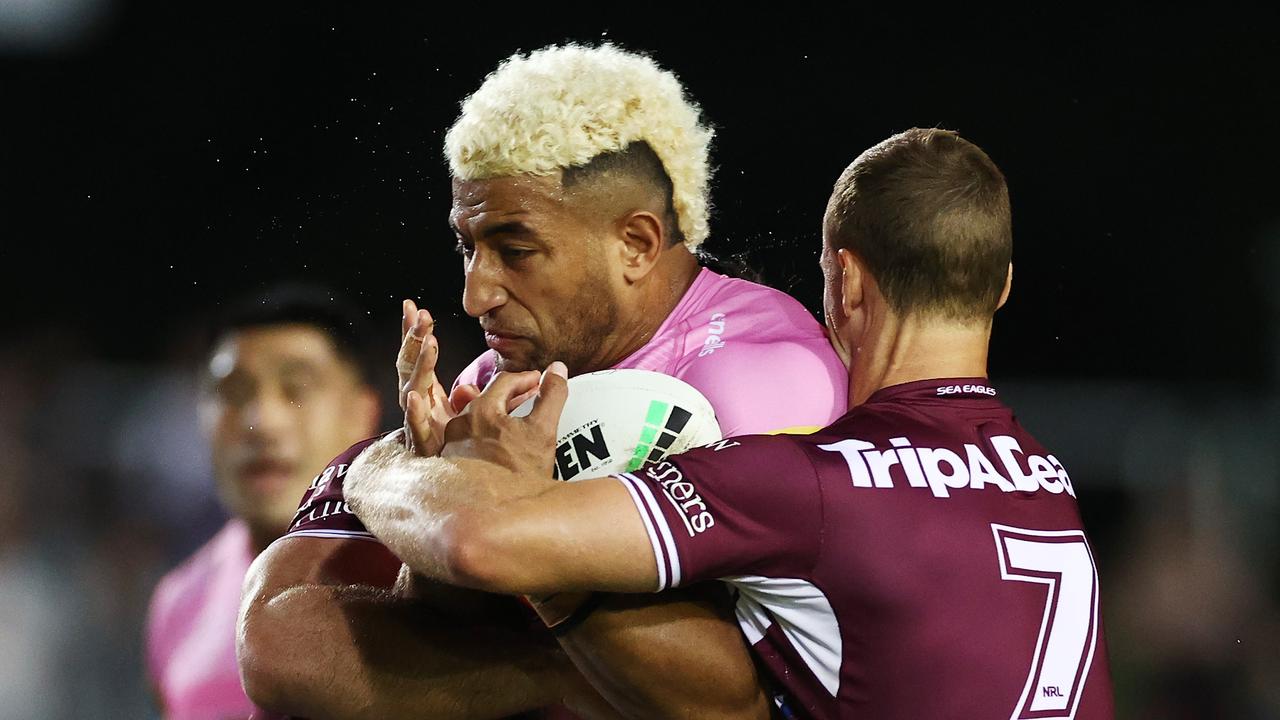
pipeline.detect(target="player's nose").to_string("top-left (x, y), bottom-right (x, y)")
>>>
top-left (240, 391), bottom-right (291, 443)
top-left (461, 255), bottom-right (509, 318)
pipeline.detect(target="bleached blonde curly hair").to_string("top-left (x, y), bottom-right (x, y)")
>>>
top-left (445, 43), bottom-right (715, 250)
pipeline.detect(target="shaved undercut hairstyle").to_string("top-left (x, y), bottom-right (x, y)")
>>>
top-left (561, 141), bottom-right (683, 246)
top-left (826, 128), bottom-right (1013, 321)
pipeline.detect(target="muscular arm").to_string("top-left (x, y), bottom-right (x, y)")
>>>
top-left (558, 586), bottom-right (769, 720)
top-left (346, 446), bottom-right (656, 595)
top-left (347, 442), bottom-right (770, 719)
top-left (236, 534), bottom-right (609, 719)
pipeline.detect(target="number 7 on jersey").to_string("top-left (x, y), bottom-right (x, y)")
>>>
top-left (991, 524), bottom-right (1101, 720)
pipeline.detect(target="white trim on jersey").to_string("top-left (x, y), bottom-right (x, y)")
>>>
top-left (726, 575), bottom-right (844, 698)
top-left (614, 473), bottom-right (682, 590)
top-left (615, 473), bottom-right (667, 590)
top-left (282, 529), bottom-right (379, 542)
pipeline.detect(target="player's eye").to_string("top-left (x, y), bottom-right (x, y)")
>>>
top-left (499, 245), bottom-right (533, 261)
top-left (215, 376), bottom-right (254, 406)
top-left (454, 238), bottom-right (474, 258)
top-left (282, 380), bottom-right (314, 405)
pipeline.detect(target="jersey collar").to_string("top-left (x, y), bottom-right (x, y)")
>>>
top-left (865, 377), bottom-right (999, 404)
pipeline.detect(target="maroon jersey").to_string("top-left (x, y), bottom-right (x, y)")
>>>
top-left (616, 378), bottom-right (1114, 720)
top-left (286, 435), bottom-right (385, 541)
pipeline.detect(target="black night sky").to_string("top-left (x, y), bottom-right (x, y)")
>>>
top-left (5, 5), bottom-right (1277, 384)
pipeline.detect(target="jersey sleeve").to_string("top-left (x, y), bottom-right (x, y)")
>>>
top-left (284, 434), bottom-right (389, 541)
top-left (678, 338), bottom-right (848, 437)
top-left (613, 434), bottom-right (824, 591)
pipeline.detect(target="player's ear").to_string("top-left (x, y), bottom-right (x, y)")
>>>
top-left (996, 262), bottom-right (1013, 310)
top-left (617, 209), bottom-right (666, 284)
top-left (838, 248), bottom-right (864, 317)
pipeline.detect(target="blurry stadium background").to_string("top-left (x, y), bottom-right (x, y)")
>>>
top-left (2, 4), bottom-right (1277, 718)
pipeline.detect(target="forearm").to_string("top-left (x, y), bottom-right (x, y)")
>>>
top-left (240, 579), bottom-right (576, 719)
top-left (557, 588), bottom-right (771, 720)
top-left (346, 446), bottom-right (552, 585)
top-left (238, 539), bottom-right (585, 719)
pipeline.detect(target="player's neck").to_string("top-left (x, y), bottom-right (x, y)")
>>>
top-left (591, 252), bottom-right (701, 371)
top-left (848, 315), bottom-right (992, 407)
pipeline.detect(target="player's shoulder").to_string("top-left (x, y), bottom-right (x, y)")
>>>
top-left (676, 271), bottom-right (839, 370)
top-left (297, 432), bottom-right (395, 504)
top-left (820, 378), bottom-right (1021, 444)
top-left (671, 274), bottom-right (847, 433)
top-left (675, 432), bottom-right (816, 474)
top-left (796, 394), bottom-right (951, 452)
top-left (692, 270), bottom-right (828, 341)
top-left (674, 341), bottom-right (846, 436)
top-left (640, 434), bottom-right (825, 523)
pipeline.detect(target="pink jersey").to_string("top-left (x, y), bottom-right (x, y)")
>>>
top-left (617, 378), bottom-right (1115, 719)
top-left (288, 267), bottom-right (847, 543)
top-left (280, 268), bottom-right (846, 720)
top-left (147, 519), bottom-right (257, 720)
top-left (456, 266), bottom-right (848, 436)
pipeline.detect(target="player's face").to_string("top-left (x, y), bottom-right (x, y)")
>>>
top-left (201, 325), bottom-right (375, 538)
top-left (451, 174), bottom-right (622, 374)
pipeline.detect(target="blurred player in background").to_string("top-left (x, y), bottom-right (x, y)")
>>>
top-left (344, 128), bottom-right (1118, 719)
top-left (238, 44), bottom-right (847, 719)
top-left (146, 286), bottom-right (382, 719)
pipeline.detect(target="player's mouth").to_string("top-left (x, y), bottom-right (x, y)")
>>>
top-left (238, 458), bottom-right (297, 493)
top-left (484, 331), bottom-right (529, 354)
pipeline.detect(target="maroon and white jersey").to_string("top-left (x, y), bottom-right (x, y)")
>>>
top-left (615, 378), bottom-right (1115, 720)
top-left (285, 435), bottom-right (385, 542)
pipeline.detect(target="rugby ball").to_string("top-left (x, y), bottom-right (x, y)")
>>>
top-left (512, 369), bottom-right (722, 481)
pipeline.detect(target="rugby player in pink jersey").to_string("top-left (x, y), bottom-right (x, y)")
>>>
top-left (344, 128), bottom-right (1117, 719)
top-left (238, 44), bottom-right (846, 719)
top-left (449, 259), bottom-right (844, 438)
top-left (145, 288), bottom-right (382, 719)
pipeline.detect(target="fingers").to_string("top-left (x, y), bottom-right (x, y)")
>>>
top-left (506, 385), bottom-right (540, 413)
top-left (449, 384), bottom-right (481, 414)
top-left (401, 298), bottom-right (418, 341)
top-left (405, 390), bottom-right (434, 455)
top-left (528, 362), bottom-right (569, 431)
top-left (476, 370), bottom-right (543, 414)
top-left (396, 307), bottom-right (433, 408)
top-left (401, 311), bottom-right (438, 405)
top-left (396, 304), bottom-right (432, 368)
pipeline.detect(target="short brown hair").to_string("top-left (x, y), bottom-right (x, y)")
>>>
top-left (825, 128), bottom-right (1012, 321)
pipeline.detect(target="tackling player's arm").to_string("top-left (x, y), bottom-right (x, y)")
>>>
top-left (369, 315), bottom-right (769, 719)
top-left (346, 371), bottom-right (776, 719)
top-left (348, 447), bottom-right (659, 595)
top-left (237, 534), bottom-right (618, 719)
top-left (555, 331), bottom-right (840, 719)
top-left (236, 436), bottom-right (620, 720)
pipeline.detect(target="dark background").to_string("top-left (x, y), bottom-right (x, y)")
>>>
top-left (6, 5), bottom-right (1277, 380)
top-left (1, 4), bottom-right (1277, 718)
